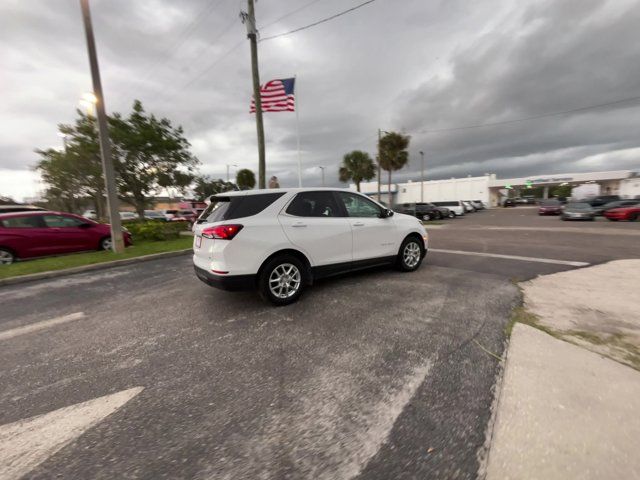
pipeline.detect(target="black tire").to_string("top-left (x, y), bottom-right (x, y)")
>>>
top-left (99, 236), bottom-right (113, 251)
top-left (630, 213), bottom-right (639, 222)
top-left (607, 218), bottom-right (618, 221)
top-left (396, 236), bottom-right (424, 272)
top-left (258, 255), bottom-right (305, 306)
top-left (0, 248), bottom-right (16, 265)
top-left (448, 211), bottom-right (455, 219)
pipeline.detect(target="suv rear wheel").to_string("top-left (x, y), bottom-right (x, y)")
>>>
top-left (259, 255), bottom-right (305, 306)
top-left (397, 236), bottom-right (424, 272)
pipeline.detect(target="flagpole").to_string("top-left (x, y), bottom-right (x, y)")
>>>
top-left (295, 74), bottom-right (302, 187)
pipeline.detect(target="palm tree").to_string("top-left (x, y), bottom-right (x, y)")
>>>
top-left (379, 132), bottom-right (410, 204)
top-left (338, 150), bottom-right (376, 192)
top-left (236, 168), bottom-right (256, 190)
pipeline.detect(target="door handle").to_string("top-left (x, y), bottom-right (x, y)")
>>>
top-left (292, 223), bottom-right (307, 228)
top-left (352, 222), bottom-right (365, 227)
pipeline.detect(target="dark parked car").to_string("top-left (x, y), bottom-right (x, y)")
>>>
top-left (561, 202), bottom-right (595, 221)
top-left (0, 211), bottom-right (132, 265)
top-left (0, 204), bottom-right (45, 214)
top-left (587, 195), bottom-right (620, 207)
top-left (592, 200), bottom-right (639, 216)
top-left (397, 202), bottom-right (450, 220)
top-left (603, 205), bottom-right (640, 222)
top-left (503, 198), bottom-right (517, 207)
top-left (538, 199), bottom-right (562, 215)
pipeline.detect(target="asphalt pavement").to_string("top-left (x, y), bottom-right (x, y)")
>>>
top-left (1, 207), bottom-right (638, 479)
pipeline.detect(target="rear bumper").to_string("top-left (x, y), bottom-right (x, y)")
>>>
top-left (193, 265), bottom-right (256, 291)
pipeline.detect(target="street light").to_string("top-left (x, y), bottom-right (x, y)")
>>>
top-left (318, 166), bottom-right (325, 187)
top-left (226, 164), bottom-right (238, 182)
top-left (79, 92), bottom-right (97, 115)
top-left (419, 150), bottom-right (424, 203)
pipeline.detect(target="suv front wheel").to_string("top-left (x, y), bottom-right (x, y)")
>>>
top-left (397, 236), bottom-right (424, 272)
top-left (259, 255), bottom-right (306, 306)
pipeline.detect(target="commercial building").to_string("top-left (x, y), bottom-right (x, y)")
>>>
top-left (354, 169), bottom-right (640, 207)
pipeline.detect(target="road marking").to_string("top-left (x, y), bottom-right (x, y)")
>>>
top-left (0, 387), bottom-right (143, 480)
top-left (430, 249), bottom-right (590, 267)
top-left (0, 312), bottom-right (85, 341)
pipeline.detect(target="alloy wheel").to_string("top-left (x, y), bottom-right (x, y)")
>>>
top-left (0, 250), bottom-right (14, 265)
top-left (403, 242), bottom-right (421, 268)
top-left (269, 263), bottom-right (301, 299)
top-left (101, 237), bottom-right (113, 250)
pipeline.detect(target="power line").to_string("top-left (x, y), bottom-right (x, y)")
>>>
top-left (414, 95), bottom-right (640, 134)
top-left (261, 0), bottom-right (325, 30)
top-left (260, 0), bottom-right (377, 42)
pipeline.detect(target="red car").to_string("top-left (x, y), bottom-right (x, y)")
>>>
top-left (603, 205), bottom-right (640, 222)
top-left (0, 211), bottom-right (132, 265)
top-left (538, 200), bottom-right (563, 215)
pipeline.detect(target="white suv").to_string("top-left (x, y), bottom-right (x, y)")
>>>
top-left (193, 188), bottom-right (428, 305)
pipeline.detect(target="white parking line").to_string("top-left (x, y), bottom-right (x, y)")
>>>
top-left (0, 312), bottom-right (85, 341)
top-left (430, 249), bottom-right (590, 267)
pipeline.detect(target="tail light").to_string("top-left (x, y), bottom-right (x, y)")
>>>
top-left (201, 224), bottom-right (243, 240)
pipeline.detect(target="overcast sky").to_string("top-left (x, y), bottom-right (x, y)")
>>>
top-left (1, 0), bottom-right (639, 200)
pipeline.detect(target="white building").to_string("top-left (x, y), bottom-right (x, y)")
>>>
top-left (353, 169), bottom-right (640, 207)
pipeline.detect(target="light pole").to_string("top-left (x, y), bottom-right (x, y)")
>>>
top-left (318, 166), bottom-right (325, 187)
top-left (419, 150), bottom-right (424, 203)
top-left (226, 164), bottom-right (238, 182)
top-left (79, 0), bottom-right (124, 253)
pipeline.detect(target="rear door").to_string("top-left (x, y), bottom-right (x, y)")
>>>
top-left (278, 191), bottom-right (352, 267)
top-left (0, 214), bottom-right (56, 257)
top-left (335, 192), bottom-right (397, 262)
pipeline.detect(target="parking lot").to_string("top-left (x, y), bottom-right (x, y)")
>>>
top-left (1, 207), bottom-right (639, 479)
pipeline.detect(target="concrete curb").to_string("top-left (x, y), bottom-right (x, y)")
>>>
top-left (0, 249), bottom-right (192, 288)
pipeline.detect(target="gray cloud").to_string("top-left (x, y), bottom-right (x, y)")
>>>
top-left (1, 0), bottom-right (639, 200)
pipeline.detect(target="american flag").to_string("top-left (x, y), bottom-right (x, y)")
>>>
top-left (250, 77), bottom-right (295, 113)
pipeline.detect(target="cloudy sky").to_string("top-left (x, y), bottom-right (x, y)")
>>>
top-left (1, 0), bottom-right (639, 200)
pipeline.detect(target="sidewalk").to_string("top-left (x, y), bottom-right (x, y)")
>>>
top-left (484, 260), bottom-right (640, 479)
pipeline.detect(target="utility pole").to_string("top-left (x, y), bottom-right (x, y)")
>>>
top-left (318, 166), bottom-right (325, 186)
top-left (377, 129), bottom-right (382, 202)
top-left (420, 150), bottom-right (424, 203)
top-left (79, 0), bottom-right (124, 253)
top-left (243, 0), bottom-right (266, 189)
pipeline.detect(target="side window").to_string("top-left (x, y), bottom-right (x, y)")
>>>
top-left (1, 215), bottom-right (45, 228)
top-left (43, 215), bottom-right (84, 228)
top-left (337, 193), bottom-right (382, 218)
top-left (286, 192), bottom-right (341, 217)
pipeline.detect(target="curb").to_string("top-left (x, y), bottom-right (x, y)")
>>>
top-left (0, 249), bottom-right (192, 288)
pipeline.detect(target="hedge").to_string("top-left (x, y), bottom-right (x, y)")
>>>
top-left (124, 220), bottom-right (190, 241)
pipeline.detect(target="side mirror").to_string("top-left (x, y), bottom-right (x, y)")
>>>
top-left (380, 208), bottom-right (394, 218)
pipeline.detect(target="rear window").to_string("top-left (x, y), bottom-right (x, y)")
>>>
top-left (199, 193), bottom-right (285, 223)
top-left (433, 201), bottom-right (458, 207)
top-left (1, 215), bottom-right (45, 228)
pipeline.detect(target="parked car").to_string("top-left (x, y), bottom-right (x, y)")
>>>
top-left (82, 209), bottom-right (97, 220)
top-left (430, 203), bottom-right (455, 219)
top-left (462, 201), bottom-right (476, 213)
top-left (119, 211), bottom-right (138, 222)
top-left (592, 200), bottom-right (639, 216)
top-left (432, 201), bottom-right (465, 216)
top-left (538, 199), bottom-right (562, 215)
top-left (162, 209), bottom-right (182, 221)
top-left (469, 200), bottom-right (485, 210)
top-left (587, 195), bottom-right (620, 207)
top-left (193, 188), bottom-right (428, 305)
top-left (503, 198), bottom-right (517, 207)
top-left (603, 205), bottom-right (640, 222)
top-left (561, 202), bottom-right (596, 221)
top-left (396, 202), bottom-right (451, 220)
top-left (0, 204), bottom-right (45, 214)
top-left (0, 211), bottom-right (132, 264)
top-left (143, 210), bottom-right (167, 221)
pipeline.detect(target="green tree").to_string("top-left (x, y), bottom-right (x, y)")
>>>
top-left (36, 111), bottom-right (107, 216)
top-left (236, 169), bottom-right (256, 190)
top-left (551, 184), bottom-right (572, 198)
top-left (109, 100), bottom-right (199, 218)
top-left (193, 175), bottom-right (236, 200)
top-left (338, 150), bottom-right (375, 191)
top-left (378, 132), bottom-right (410, 204)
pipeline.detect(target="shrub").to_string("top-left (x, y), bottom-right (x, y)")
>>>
top-left (125, 220), bottom-right (190, 241)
